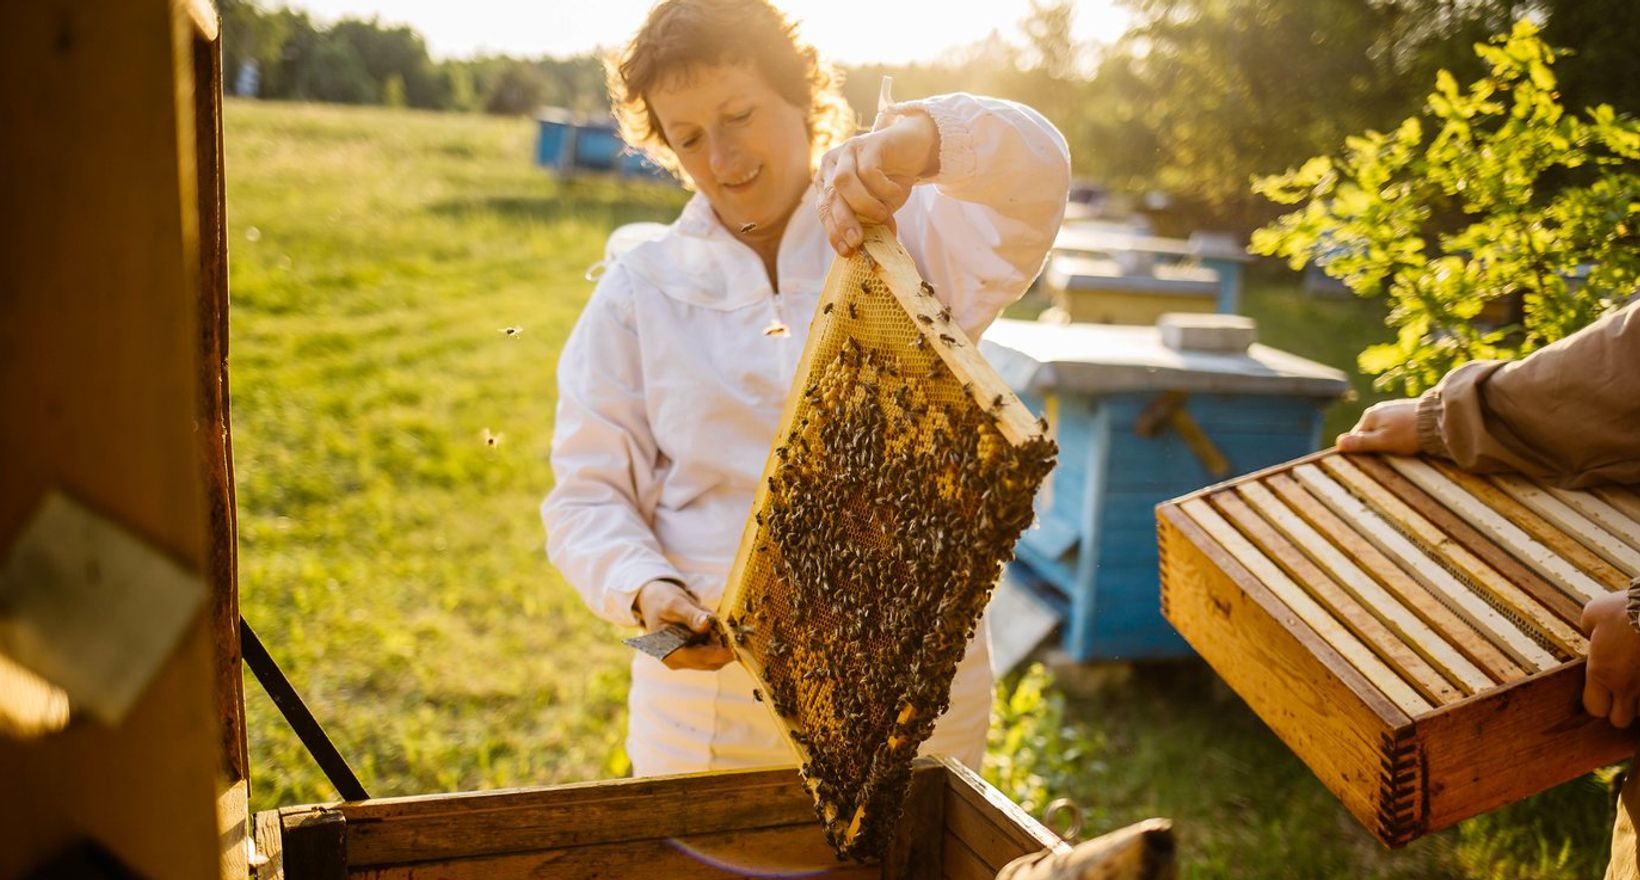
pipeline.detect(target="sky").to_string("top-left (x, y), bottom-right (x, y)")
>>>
top-left (276, 1), bottom-right (1135, 65)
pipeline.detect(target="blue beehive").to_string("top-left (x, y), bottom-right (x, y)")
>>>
top-left (534, 109), bottom-right (671, 181)
top-left (982, 314), bottom-right (1350, 661)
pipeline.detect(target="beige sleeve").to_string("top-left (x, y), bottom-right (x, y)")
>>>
top-left (1414, 301), bottom-right (1640, 489)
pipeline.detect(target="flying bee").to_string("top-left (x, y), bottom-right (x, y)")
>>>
top-left (499, 326), bottom-right (523, 338)
top-left (481, 427), bottom-right (504, 448)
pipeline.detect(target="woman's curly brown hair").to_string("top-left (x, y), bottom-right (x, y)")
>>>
top-left (606, 0), bottom-right (856, 188)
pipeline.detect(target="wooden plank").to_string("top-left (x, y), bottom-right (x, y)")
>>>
top-left (1214, 489), bottom-right (1465, 704)
top-left (0, 2), bottom-right (222, 876)
top-left (1594, 487), bottom-right (1640, 525)
top-left (883, 760), bottom-right (946, 880)
top-left (1178, 499), bottom-right (1432, 714)
top-left (351, 824), bottom-right (876, 880)
top-left (943, 829), bottom-right (1002, 880)
top-left (1349, 456), bottom-right (1584, 629)
top-left (282, 808), bottom-right (347, 880)
top-left (253, 809), bottom-right (285, 880)
top-left (938, 756), bottom-right (1070, 863)
top-left (1416, 659), bottom-right (1639, 836)
top-left (1548, 486), bottom-right (1640, 554)
top-left (1412, 458), bottom-right (1626, 595)
top-left (1244, 479), bottom-right (1492, 694)
top-left (1158, 505), bottom-right (1411, 840)
top-left (1323, 457), bottom-right (1585, 657)
top-left (1492, 474), bottom-right (1640, 576)
top-left (344, 766), bottom-right (818, 865)
top-left (1266, 472), bottom-right (1523, 684)
top-left (1294, 464), bottom-right (1560, 671)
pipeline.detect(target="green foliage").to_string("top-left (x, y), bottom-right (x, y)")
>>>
top-left (985, 663), bottom-right (1104, 820)
top-left (1251, 21), bottom-right (1640, 394)
top-left (1447, 770), bottom-right (1617, 880)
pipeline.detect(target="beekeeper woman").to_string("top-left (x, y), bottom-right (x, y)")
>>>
top-left (541, 0), bottom-right (1070, 777)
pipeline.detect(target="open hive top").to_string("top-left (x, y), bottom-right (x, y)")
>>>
top-left (1158, 450), bottom-right (1640, 845)
top-left (717, 227), bottom-right (1056, 861)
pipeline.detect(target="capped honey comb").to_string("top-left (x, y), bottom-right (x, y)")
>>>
top-left (717, 227), bottom-right (1057, 860)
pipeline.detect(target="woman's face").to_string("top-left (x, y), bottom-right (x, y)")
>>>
top-left (649, 63), bottom-right (813, 239)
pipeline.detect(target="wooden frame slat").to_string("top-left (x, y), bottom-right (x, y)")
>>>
top-left (1322, 458), bottom-right (1585, 657)
top-left (1294, 464), bottom-right (1559, 670)
top-left (1348, 456), bottom-right (1584, 627)
top-left (1213, 490), bottom-right (1464, 704)
top-left (1266, 472), bottom-right (1522, 683)
top-left (1492, 474), bottom-right (1640, 575)
top-left (1548, 486), bottom-right (1640, 554)
top-left (1594, 487), bottom-right (1640, 525)
top-left (1237, 482), bottom-right (1490, 695)
top-left (1409, 458), bottom-right (1626, 595)
top-left (1179, 499), bottom-right (1432, 714)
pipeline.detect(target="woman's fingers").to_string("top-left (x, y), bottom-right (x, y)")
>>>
top-left (818, 137), bottom-right (915, 256)
top-left (1586, 677), bottom-right (1614, 719)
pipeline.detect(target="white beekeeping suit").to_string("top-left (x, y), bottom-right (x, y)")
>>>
top-left (543, 93), bottom-right (1071, 777)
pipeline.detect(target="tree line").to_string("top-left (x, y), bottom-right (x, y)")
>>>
top-left (221, 0), bottom-right (1638, 230)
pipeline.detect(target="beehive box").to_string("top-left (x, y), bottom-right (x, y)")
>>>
top-left (250, 755), bottom-right (1069, 879)
top-left (982, 317), bottom-right (1349, 660)
top-left (1157, 450), bottom-right (1640, 846)
top-left (717, 227), bottom-right (1056, 860)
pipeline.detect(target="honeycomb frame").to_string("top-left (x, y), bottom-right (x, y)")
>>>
top-left (715, 227), bottom-right (1056, 859)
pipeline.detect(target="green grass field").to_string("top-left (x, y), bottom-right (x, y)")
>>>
top-left (226, 98), bottom-right (1613, 878)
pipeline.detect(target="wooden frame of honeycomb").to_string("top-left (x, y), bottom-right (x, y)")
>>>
top-left (716, 226), bottom-right (1057, 860)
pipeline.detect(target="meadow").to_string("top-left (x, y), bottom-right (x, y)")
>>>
top-left (226, 98), bottom-right (1613, 878)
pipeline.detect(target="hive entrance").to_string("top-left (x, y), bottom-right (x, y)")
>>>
top-left (719, 227), bottom-right (1056, 860)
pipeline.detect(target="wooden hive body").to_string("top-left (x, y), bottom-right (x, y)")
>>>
top-left (716, 227), bottom-right (1056, 859)
top-left (1158, 450), bottom-right (1640, 846)
top-left (252, 756), bottom-right (1070, 879)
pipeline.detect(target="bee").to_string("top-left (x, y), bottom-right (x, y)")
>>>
top-left (992, 394), bottom-right (1005, 411)
top-left (763, 319), bottom-right (791, 337)
top-left (848, 303), bottom-right (858, 320)
top-left (822, 302), bottom-right (834, 315)
top-left (919, 281), bottom-right (935, 297)
top-left (752, 688), bottom-right (763, 703)
top-left (1037, 416), bottom-right (1050, 432)
top-left (916, 314), bottom-right (933, 325)
top-left (739, 222), bottom-right (759, 234)
top-left (481, 427), bottom-right (504, 448)
top-left (939, 334), bottom-right (960, 347)
top-left (937, 306), bottom-right (952, 323)
top-left (499, 326), bottom-right (523, 338)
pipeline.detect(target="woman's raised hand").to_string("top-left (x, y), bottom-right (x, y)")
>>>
top-left (817, 109), bottom-right (940, 257)
top-left (634, 579), bottom-right (734, 671)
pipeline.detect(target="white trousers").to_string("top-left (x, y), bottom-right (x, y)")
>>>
top-left (626, 617), bottom-right (993, 776)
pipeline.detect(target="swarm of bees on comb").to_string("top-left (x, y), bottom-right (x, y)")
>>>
top-left (719, 229), bottom-right (1056, 861)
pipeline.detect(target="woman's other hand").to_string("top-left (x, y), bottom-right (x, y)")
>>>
top-left (634, 579), bottom-right (734, 671)
top-left (1581, 590), bottom-right (1640, 728)
top-left (817, 110), bottom-right (939, 257)
top-left (1336, 399), bottom-right (1420, 455)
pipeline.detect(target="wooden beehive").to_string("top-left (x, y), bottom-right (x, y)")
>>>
top-left (715, 228), bottom-right (1056, 860)
top-left (1157, 450), bottom-right (1640, 846)
top-left (250, 755), bottom-right (1069, 879)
